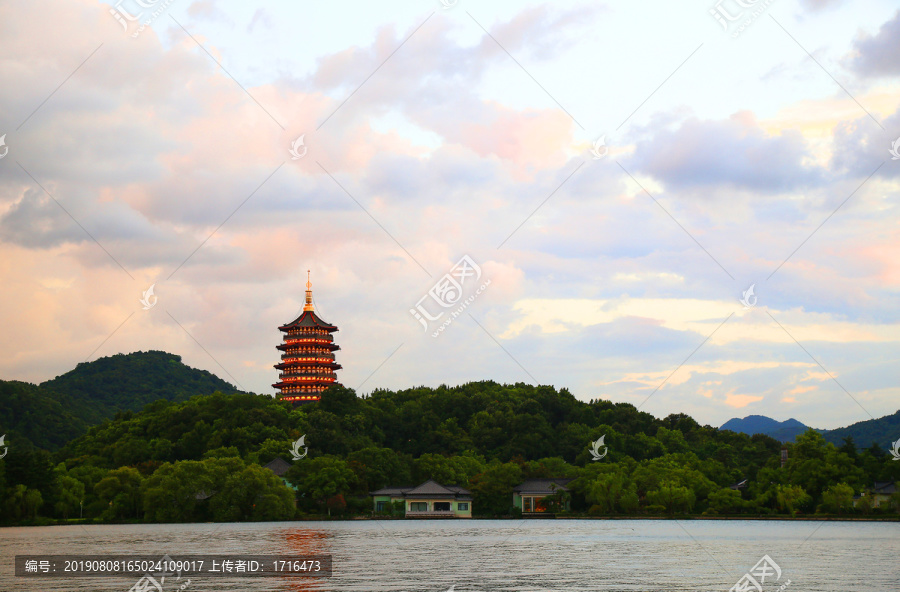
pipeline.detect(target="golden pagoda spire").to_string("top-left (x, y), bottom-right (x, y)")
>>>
top-left (303, 269), bottom-right (314, 311)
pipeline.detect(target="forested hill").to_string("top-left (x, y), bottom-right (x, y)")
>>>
top-left (40, 351), bottom-right (245, 425)
top-left (62, 382), bottom-right (735, 465)
top-left (822, 410), bottom-right (900, 448)
top-left (719, 412), bottom-right (900, 448)
top-left (0, 380), bottom-right (91, 450)
top-left (0, 351), bottom-right (245, 450)
top-left (4, 383), bottom-right (899, 524)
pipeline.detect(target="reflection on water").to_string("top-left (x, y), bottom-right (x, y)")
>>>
top-left (280, 528), bottom-right (330, 592)
top-left (0, 519), bottom-right (897, 591)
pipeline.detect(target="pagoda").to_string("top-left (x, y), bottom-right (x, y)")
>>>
top-left (273, 272), bottom-right (342, 404)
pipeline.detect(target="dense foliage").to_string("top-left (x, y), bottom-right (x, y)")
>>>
top-left (821, 409), bottom-right (900, 448)
top-left (0, 380), bottom-right (91, 449)
top-left (41, 351), bottom-right (245, 425)
top-left (1, 382), bottom-right (897, 524)
top-left (0, 351), bottom-right (244, 450)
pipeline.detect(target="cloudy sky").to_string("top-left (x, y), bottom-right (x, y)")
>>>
top-left (2, 0), bottom-right (898, 430)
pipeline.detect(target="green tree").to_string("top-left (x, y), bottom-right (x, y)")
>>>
top-left (141, 461), bottom-right (213, 522)
top-left (819, 482), bottom-right (854, 514)
top-left (4, 485), bottom-right (44, 521)
top-left (95, 467), bottom-right (143, 520)
top-left (347, 447), bottom-right (411, 492)
top-left (776, 484), bottom-right (811, 517)
top-left (706, 488), bottom-right (744, 514)
top-left (585, 471), bottom-right (638, 515)
top-left (208, 460), bottom-right (294, 521)
top-left (250, 438), bottom-right (295, 466)
top-left (655, 426), bottom-right (690, 454)
top-left (54, 474), bottom-right (85, 520)
top-left (468, 462), bottom-right (523, 516)
top-left (781, 431), bottom-right (865, 505)
top-left (287, 456), bottom-right (356, 515)
top-left (646, 480), bottom-right (695, 514)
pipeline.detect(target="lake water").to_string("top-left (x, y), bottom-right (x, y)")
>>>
top-left (1, 519), bottom-right (897, 591)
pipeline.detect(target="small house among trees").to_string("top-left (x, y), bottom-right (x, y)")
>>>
top-left (512, 478), bottom-right (573, 514)
top-left (855, 481), bottom-right (898, 510)
top-left (263, 457), bottom-right (297, 492)
top-left (370, 479), bottom-right (472, 517)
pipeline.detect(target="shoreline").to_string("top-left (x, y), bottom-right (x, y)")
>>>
top-left (4, 514), bottom-right (898, 527)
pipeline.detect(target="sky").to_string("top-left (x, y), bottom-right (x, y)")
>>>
top-left (1, 0), bottom-right (898, 430)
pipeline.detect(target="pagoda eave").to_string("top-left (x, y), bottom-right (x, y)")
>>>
top-left (276, 343), bottom-right (340, 351)
top-left (278, 394), bottom-right (323, 403)
top-left (275, 362), bottom-right (342, 371)
top-left (272, 379), bottom-right (339, 388)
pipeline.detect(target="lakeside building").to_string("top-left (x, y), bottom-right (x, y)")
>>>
top-left (263, 457), bottom-right (297, 492)
top-left (512, 478), bottom-right (573, 514)
top-left (273, 272), bottom-right (342, 404)
top-left (370, 480), bottom-right (473, 517)
top-left (854, 481), bottom-right (898, 509)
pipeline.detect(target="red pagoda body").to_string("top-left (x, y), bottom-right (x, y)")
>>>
top-left (273, 273), bottom-right (342, 404)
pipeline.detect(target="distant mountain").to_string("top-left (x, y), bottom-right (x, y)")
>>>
top-left (821, 409), bottom-right (900, 449)
top-left (719, 415), bottom-right (813, 442)
top-left (0, 351), bottom-right (245, 449)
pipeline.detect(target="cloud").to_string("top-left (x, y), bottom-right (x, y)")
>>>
top-left (474, 5), bottom-right (601, 62)
top-left (830, 105), bottom-right (900, 178)
top-left (800, 0), bottom-right (844, 11)
top-left (847, 10), bottom-right (900, 77)
top-left (627, 111), bottom-right (824, 192)
top-left (0, 0), bottom-right (898, 432)
top-left (724, 390), bottom-right (764, 408)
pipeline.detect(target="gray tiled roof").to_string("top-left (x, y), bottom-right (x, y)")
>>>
top-left (873, 481), bottom-right (897, 494)
top-left (406, 480), bottom-right (458, 495)
top-left (513, 478), bottom-right (573, 494)
top-left (370, 486), bottom-right (410, 496)
top-left (369, 479), bottom-right (472, 498)
top-left (263, 457), bottom-right (293, 477)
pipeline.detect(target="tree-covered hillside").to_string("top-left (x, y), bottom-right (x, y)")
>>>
top-left (0, 380), bottom-right (91, 450)
top-left (822, 410), bottom-right (900, 449)
top-left (0, 351), bottom-right (246, 450)
top-left (2, 382), bottom-right (897, 524)
top-left (41, 351), bottom-right (245, 425)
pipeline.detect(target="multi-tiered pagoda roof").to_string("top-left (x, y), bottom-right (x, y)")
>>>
top-left (273, 272), bottom-right (342, 404)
